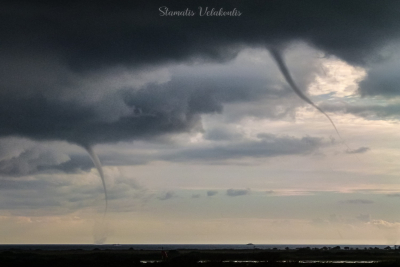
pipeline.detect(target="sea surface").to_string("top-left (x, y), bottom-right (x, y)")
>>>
top-left (0, 244), bottom-right (393, 251)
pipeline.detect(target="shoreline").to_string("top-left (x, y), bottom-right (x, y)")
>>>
top-left (2, 246), bottom-right (400, 266)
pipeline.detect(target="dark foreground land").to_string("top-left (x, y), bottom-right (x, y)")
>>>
top-left (3, 247), bottom-right (400, 267)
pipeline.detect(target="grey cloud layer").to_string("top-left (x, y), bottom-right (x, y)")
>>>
top-left (163, 134), bottom-right (324, 163)
top-left (0, 173), bottom-right (146, 213)
top-left (0, 146), bottom-right (70, 176)
top-left (0, 133), bottom-right (326, 176)
top-left (1, 1), bottom-right (400, 146)
top-left (320, 102), bottom-right (400, 120)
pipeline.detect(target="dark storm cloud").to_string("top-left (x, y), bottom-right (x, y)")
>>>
top-left (1, 0), bottom-right (400, 146)
top-left (359, 75), bottom-right (400, 97)
top-left (0, 91), bottom-right (202, 146)
top-left (226, 188), bottom-right (250, 197)
top-left (0, 52), bottom-right (293, 147)
top-left (2, 0), bottom-right (399, 69)
top-left (357, 58), bottom-right (400, 97)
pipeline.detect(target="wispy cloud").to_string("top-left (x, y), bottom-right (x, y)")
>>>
top-left (356, 214), bottom-right (371, 222)
top-left (207, 190), bottom-right (218, 197)
top-left (340, 199), bottom-right (374, 204)
top-left (346, 147), bottom-right (370, 154)
top-left (226, 188), bottom-right (250, 197)
top-left (368, 220), bottom-right (400, 229)
top-left (157, 191), bottom-right (176, 201)
top-left (387, 193), bottom-right (400, 197)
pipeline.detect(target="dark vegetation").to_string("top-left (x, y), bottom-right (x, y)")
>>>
top-left (2, 247), bottom-right (400, 266)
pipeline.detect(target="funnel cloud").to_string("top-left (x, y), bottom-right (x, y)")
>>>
top-left (269, 47), bottom-right (346, 144)
top-left (84, 146), bottom-right (108, 216)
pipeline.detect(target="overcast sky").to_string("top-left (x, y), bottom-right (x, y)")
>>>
top-left (2, 0), bottom-right (400, 245)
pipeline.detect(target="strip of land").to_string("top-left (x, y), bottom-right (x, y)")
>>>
top-left (2, 247), bottom-right (400, 266)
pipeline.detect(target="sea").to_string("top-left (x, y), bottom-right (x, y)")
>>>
top-left (0, 244), bottom-right (393, 251)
